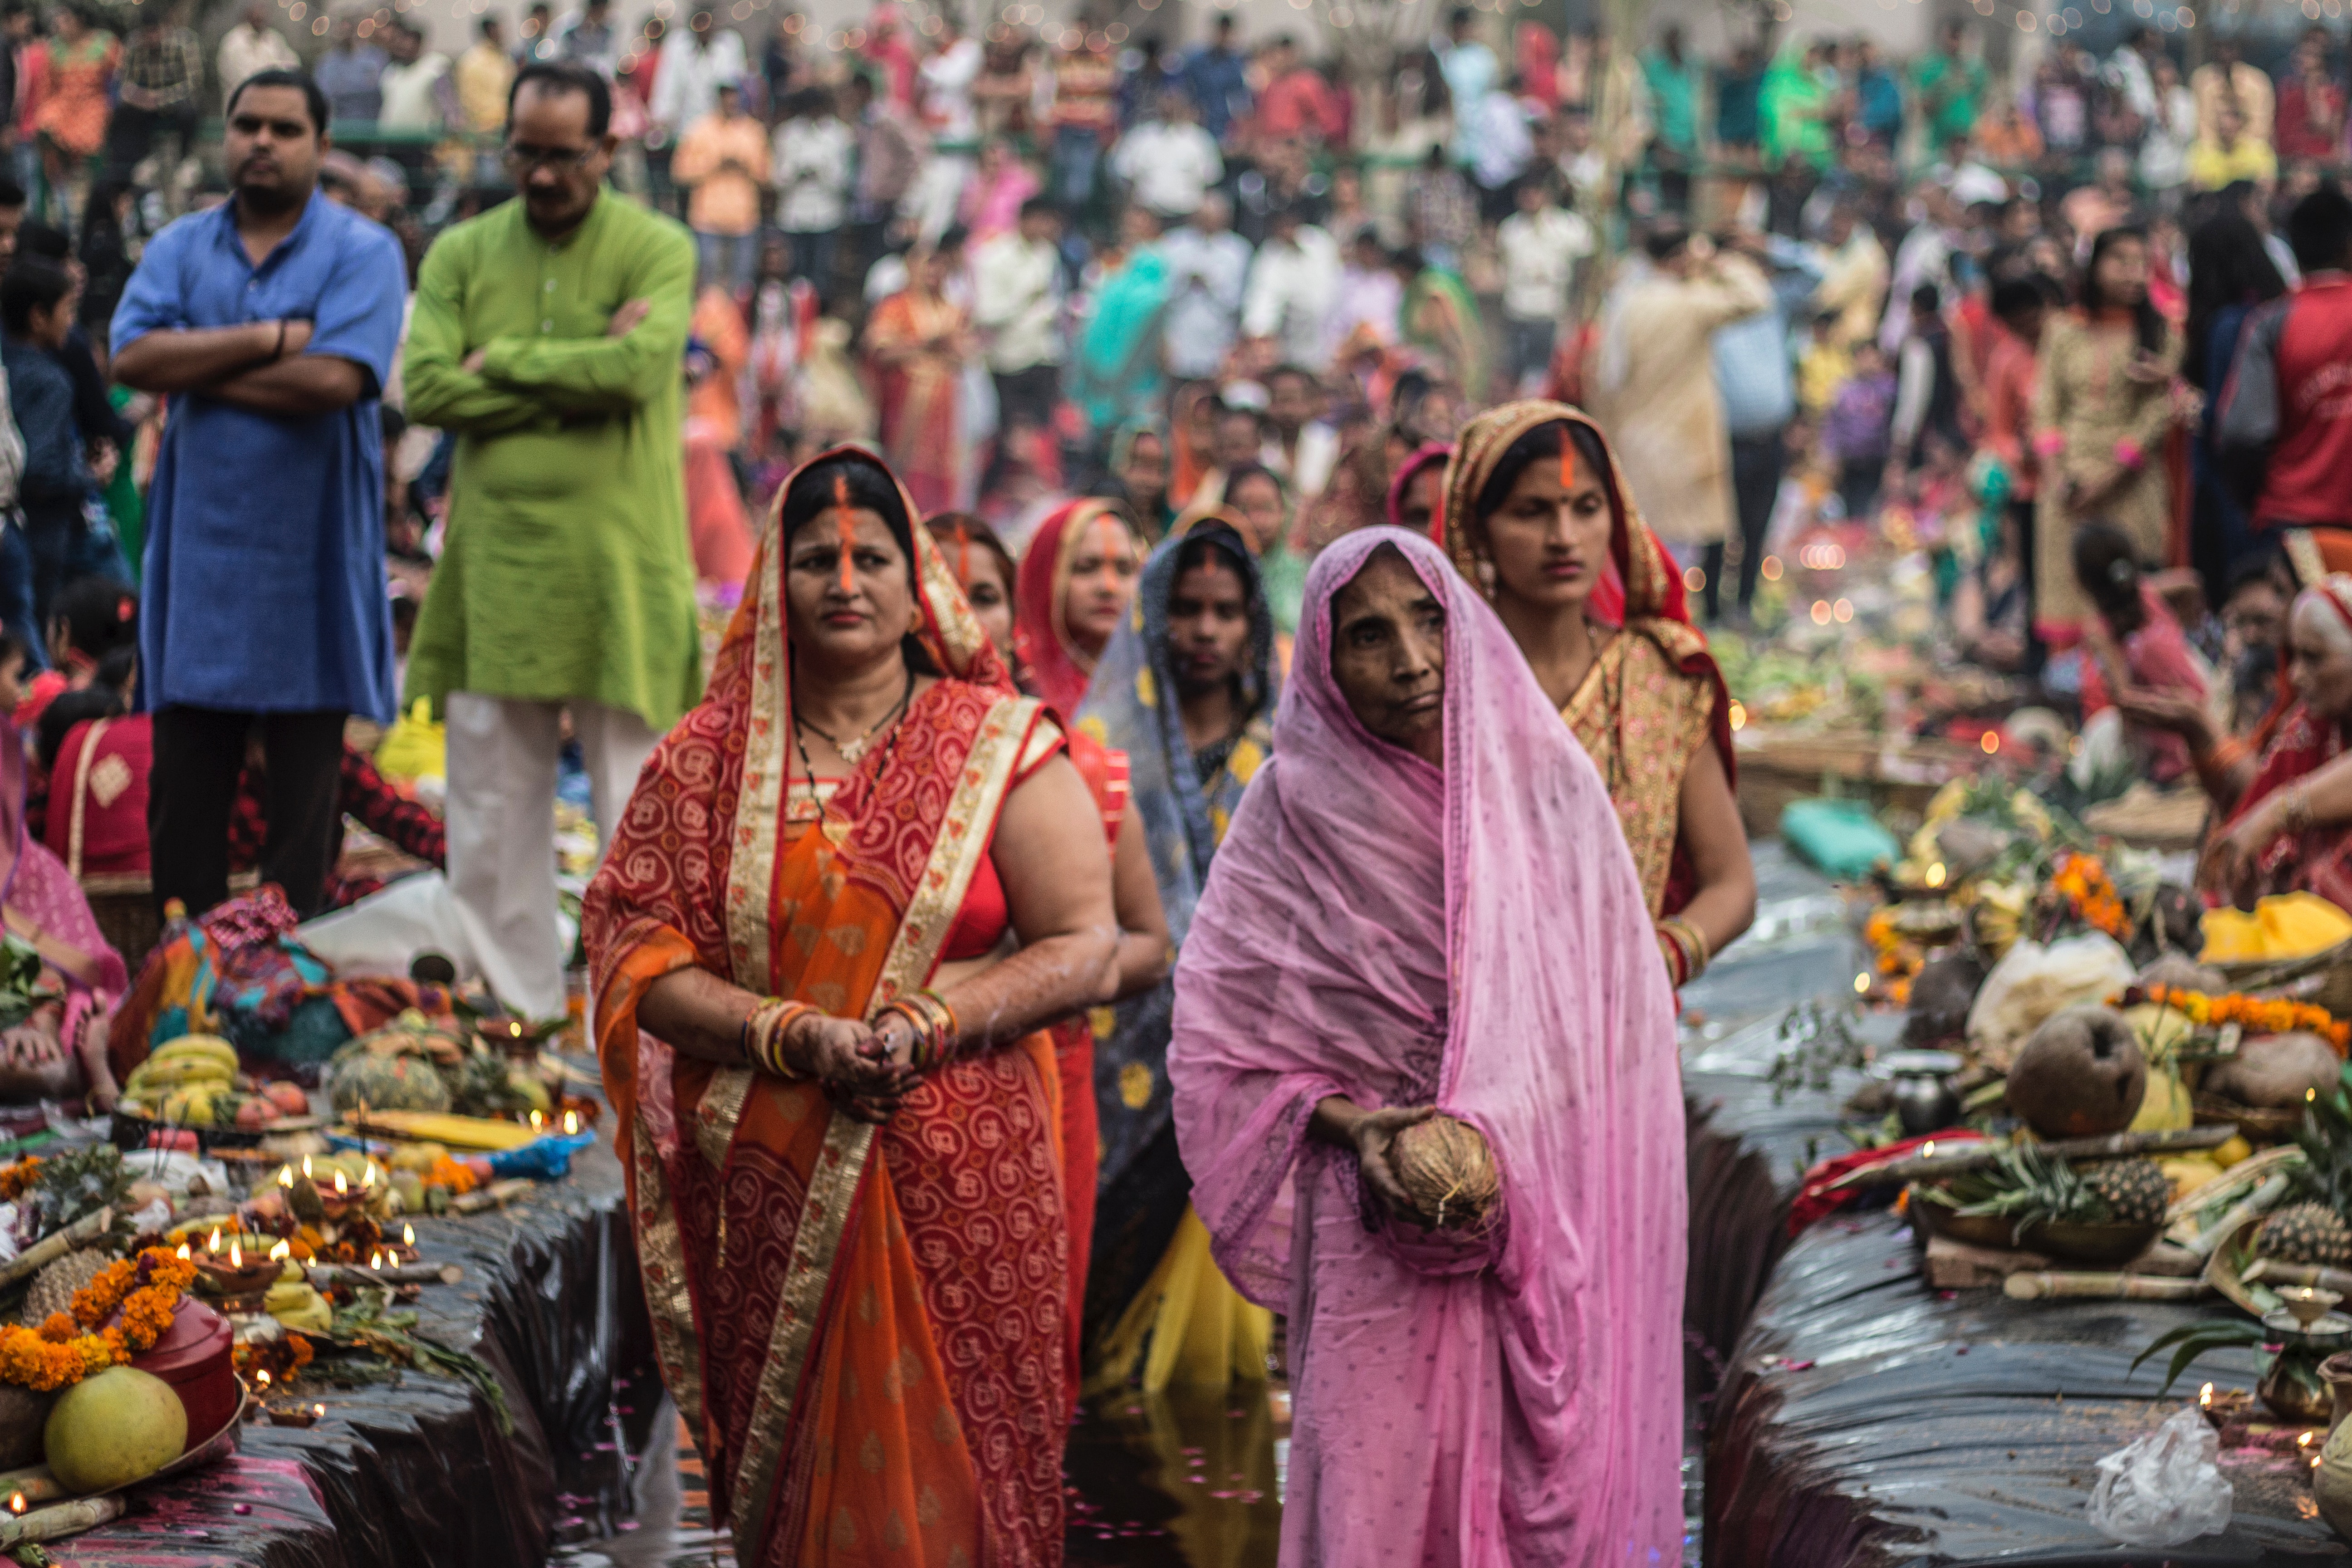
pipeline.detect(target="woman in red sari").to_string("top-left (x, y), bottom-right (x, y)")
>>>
top-left (1012, 498), bottom-right (1143, 719)
top-left (864, 245), bottom-right (974, 513)
top-left (584, 449), bottom-right (1118, 1566)
top-left (1442, 400), bottom-right (1754, 988)
top-left (2204, 576), bottom-right (2352, 911)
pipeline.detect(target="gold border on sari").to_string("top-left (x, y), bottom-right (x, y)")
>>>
top-left (631, 1117), bottom-right (708, 1441)
top-left (726, 691), bottom-right (1044, 1552)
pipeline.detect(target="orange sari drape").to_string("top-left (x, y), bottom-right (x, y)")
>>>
top-left (586, 448), bottom-right (1069, 1567)
top-left (866, 291), bottom-right (965, 515)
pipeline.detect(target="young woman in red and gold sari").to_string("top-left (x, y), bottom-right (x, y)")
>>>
top-left (584, 450), bottom-right (1121, 1567)
top-left (1011, 498), bottom-right (1144, 720)
top-left (925, 509), bottom-right (1170, 1406)
top-left (864, 245), bottom-right (975, 514)
top-left (1442, 400), bottom-right (1755, 987)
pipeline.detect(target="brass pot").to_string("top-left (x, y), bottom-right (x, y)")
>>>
top-left (2261, 1355), bottom-right (2335, 1426)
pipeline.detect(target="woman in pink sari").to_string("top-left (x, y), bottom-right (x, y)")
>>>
top-left (1168, 526), bottom-right (1685, 1565)
top-left (0, 716), bottom-right (128, 1110)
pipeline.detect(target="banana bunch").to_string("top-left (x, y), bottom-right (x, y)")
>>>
top-left (263, 1281), bottom-right (333, 1333)
top-left (123, 1037), bottom-right (240, 1123)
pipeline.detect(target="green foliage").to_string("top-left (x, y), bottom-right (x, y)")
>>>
top-left (1920, 1140), bottom-right (2114, 1243)
top-left (2132, 1318), bottom-right (2267, 1396)
top-left (2289, 1059), bottom-right (2352, 1217)
top-left (0, 932), bottom-right (60, 1029)
top-left (1770, 999), bottom-right (1870, 1106)
top-left (327, 1287), bottom-right (514, 1434)
top-left (30, 1144), bottom-right (127, 1236)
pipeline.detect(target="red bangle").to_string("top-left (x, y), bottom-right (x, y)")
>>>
top-left (2113, 438), bottom-right (2145, 470)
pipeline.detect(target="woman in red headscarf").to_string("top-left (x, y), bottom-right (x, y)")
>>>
top-left (2204, 576), bottom-right (2352, 911)
top-left (1443, 400), bottom-right (1754, 990)
top-left (584, 448), bottom-right (1119, 1565)
top-left (1013, 498), bottom-right (1145, 718)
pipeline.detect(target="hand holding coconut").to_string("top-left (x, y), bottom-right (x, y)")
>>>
top-left (1311, 1097), bottom-right (1503, 1231)
top-left (1311, 1097), bottom-right (1436, 1224)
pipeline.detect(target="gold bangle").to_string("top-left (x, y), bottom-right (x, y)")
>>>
top-left (746, 999), bottom-right (814, 1079)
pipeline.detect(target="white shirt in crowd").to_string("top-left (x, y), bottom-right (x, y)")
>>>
top-left (379, 50), bottom-right (451, 131)
top-left (1468, 91), bottom-right (1533, 191)
top-left (1160, 220), bottom-right (1253, 380)
top-left (1111, 118), bottom-right (1223, 220)
top-left (1496, 205), bottom-right (1595, 322)
top-left (1243, 224), bottom-right (1341, 369)
top-left (921, 35), bottom-right (982, 141)
top-left (773, 113), bottom-right (856, 232)
top-left (218, 21), bottom-right (299, 107)
top-left (1264, 424), bottom-right (1339, 501)
top-left (650, 28), bottom-right (747, 132)
top-left (971, 231), bottom-right (1064, 374)
top-left (1321, 262), bottom-right (1402, 363)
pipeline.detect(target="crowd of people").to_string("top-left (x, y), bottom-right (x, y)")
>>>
top-left (0, 0), bottom-right (2350, 1560)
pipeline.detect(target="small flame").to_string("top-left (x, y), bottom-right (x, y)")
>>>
top-left (509, 1021), bottom-right (523, 1037)
top-left (313, 1404), bottom-right (325, 1418)
top-left (333, 1170), bottom-right (348, 1196)
top-left (8, 1492), bottom-right (24, 1514)
top-left (2303, 1429), bottom-right (2316, 1448)
top-left (278, 1165), bottom-right (294, 1187)
top-left (1854, 972), bottom-right (1870, 995)
top-left (1926, 862), bottom-right (1947, 888)
top-left (361, 1161), bottom-right (378, 1188)
top-left (302, 1155), bottom-right (314, 1178)
top-left (402, 1223), bottom-right (416, 1246)
top-left (1981, 732), bottom-right (2001, 755)
top-left (369, 1251), bottom-right (382, 1270)
top-left (270, 1240), bottom-right (290, 1262)
top-left (2200, 1382), bottom-right (2214, 1407)
top-left (563, 1110), bottom-right (579, 1135)
top-left (209, 1227), bottom-right (222, 1251)
top-left (255, 1369), bottom-right (270, 1387)
top-left (1922, 1141), bottom-right (1938, 1159)
top-left (529, 1110), bottom-right (544, 1129)
top-left (229, 1242), bottom-right (241, 1267)
top-left (176, 1242), bottom-right (191, 1260)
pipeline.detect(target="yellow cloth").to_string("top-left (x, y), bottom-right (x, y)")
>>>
top-left (2187, 135), bottom-right (2278, 191)
top-left (1086, 1206), bottom-right (1270, 1396)
top-left (2200, 890), bottom-right (2352, 964)
top-left (453, 41), bottom-right (514, 133)
top-left (1797, 341), bottom-right (1852, 416)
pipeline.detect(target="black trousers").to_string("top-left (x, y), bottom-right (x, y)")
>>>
top-left (1729, 430), bottom-right (1784, 613)
top-left (148, 706), bottom-right (345, 921)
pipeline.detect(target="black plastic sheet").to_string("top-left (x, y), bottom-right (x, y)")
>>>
top-left (1696, 1079), bottom-right (2348, 1565)
top-left (56, 1127), bottom-right (660, 1568)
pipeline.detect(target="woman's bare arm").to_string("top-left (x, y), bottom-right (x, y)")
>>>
top-left (929, 753), bottom-right (1119, 1050)
top-left (1108, 806), bottom-right (1171, 1002)
top-left (1676, 739), bottom-right (1756, 964)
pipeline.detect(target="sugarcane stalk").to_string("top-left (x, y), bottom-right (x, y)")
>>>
top-left (0, 1207), bottom-right (112, 1291)
top-left (2003, 1270), bottom-right (2210, 1301)
top-left (0, 1495), bottom-right (125, 1548)
top-left (0, 1469), bottom-right (59, 1507)
top-left (2187, 1173), bottom-right (2293, 1259)
top-left (2243, 1257), bottom-right (2352, 1296)
top-left (1827, 1126), bottom-right (2234, 1192)
top-left (2133, 1240), bottom-right (2206, 1278)
top-left (450, 1178), bottom-right (534, 1215)
top-left (305, 1262), bottom-right (463, 1288)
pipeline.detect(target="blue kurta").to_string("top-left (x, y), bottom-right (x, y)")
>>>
top-left (112, 191), bottom-right (408, 721)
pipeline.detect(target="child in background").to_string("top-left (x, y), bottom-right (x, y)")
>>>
top-left (1796, 309), bottom-right (1852, 416)
top-left (1819, 339), bottom-right (1896, 521)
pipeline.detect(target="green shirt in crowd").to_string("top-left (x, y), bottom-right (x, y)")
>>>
top-left (401, 190), bottom-right (703, 733)
top-left (1640, 50), bottom-right (1699, 156)
top-left (1911, 51), bottom-right (1987, 146)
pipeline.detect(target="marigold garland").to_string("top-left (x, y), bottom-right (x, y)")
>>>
top-left (0, 1247), bottom-right (197, 1391)
top-left (0, 1155), bottom-right (40, 1202)
top-left (2050, 852), bottom-right (2131, 941)
top-left (2121, 982), bottom-right (2352, 1054)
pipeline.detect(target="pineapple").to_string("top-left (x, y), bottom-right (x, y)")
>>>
top-left (20, 1247), bottom-right (107, 1326)
top-left (2077, 1157), bottom-right (2172, 1228)
top-left (2256, 1200), bottom-right (2352, 1268)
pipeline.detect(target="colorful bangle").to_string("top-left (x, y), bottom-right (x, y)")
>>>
top-left (1656, 916), bottom-right (1710, 989)
top-left (876, 988), bottom-right (960, 1071)
top-left (2033, 431), bottom-right (2065, 457)
top-left (742, 998), bottom-right (816, 1079)
top-left (2112, 437), bottom-right (2145, 470)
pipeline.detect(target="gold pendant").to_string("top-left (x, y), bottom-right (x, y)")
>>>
top-left (822, 816), bottom-right (852, 848)
top-left (837, 734), bottom-right (874, 765)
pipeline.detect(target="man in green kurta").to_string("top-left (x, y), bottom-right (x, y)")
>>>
top-left (403, 59), bottom-right (701, 1020)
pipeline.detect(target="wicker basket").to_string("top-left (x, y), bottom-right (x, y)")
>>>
top-left (80, 871), bottom-right (159, 975)
top-left (2214, 937), bottom-right (2352, 1021)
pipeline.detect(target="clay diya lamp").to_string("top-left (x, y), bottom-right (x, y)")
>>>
top-left (188, 1231), bottom-right (281, 1308)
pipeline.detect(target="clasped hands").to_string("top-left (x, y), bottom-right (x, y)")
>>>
top-left (768, 1009), bottom-right (926, 1124)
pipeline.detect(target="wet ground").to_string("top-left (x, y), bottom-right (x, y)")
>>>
top-left (554, 844), bottom-right (1848, 1568)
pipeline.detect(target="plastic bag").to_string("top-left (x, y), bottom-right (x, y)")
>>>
top-left (1965, 931), bottom-right (2136, 1064)
top-left (2086, 1404), bottom-right (2232, 1546)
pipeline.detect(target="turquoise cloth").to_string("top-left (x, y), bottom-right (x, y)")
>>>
top-left (1073, 245), bottom-right (1170, 436)
top-left (1779, 797), bottom-right (1900, 881)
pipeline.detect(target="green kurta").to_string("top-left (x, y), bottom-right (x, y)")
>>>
top-left (402, 191), bottom-right (703, 732)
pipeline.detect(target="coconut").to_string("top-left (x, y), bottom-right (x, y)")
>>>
top-left (1388, 1116), bottom-right (1501, 1230)
top-left (2204, 1032), bottom-right (2343, 1110)
top-left (2004, 1006), bottom-right (2148, 1139)
top-left (42, 1366), bottom-right (186, 1494)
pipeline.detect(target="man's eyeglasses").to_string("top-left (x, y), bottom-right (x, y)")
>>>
top-left (504, 144), bottom-right (596, 170)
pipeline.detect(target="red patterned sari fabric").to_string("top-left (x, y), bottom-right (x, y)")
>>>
top-left (584, 446), bottom-right (1072, 1566)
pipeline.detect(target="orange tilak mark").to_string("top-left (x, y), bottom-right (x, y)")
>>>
top-left (953, 521), bottom-right (971, 584)
top-left (832, 474), bottom-right (856, 593)
top-left (1559, 425), bottom-right (1575, 495)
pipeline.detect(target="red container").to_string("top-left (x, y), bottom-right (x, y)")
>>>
top-left (125, 1296), bottom-right (237, 1450)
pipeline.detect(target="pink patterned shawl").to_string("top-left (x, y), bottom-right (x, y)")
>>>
top-left (1167, 526), bottom-right (1686, 1565)
top-left (0, 718), bottom-right (127, 1061)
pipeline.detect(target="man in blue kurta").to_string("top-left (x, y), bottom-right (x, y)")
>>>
top-left (111, 69), bottom-right (407, 918)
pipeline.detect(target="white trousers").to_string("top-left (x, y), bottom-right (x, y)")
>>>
top-left (444, 693), bottom-right (661, 1021)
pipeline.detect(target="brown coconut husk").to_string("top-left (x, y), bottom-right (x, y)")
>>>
top-left (1388, 1115), bottom-right (1501, 1230)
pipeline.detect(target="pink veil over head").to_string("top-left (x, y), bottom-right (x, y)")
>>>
top-left (1168, 526), bottom-right (1685, 1560)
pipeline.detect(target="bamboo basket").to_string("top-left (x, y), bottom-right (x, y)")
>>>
top-left (2213, 936), bottom-right (2352, 1022)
